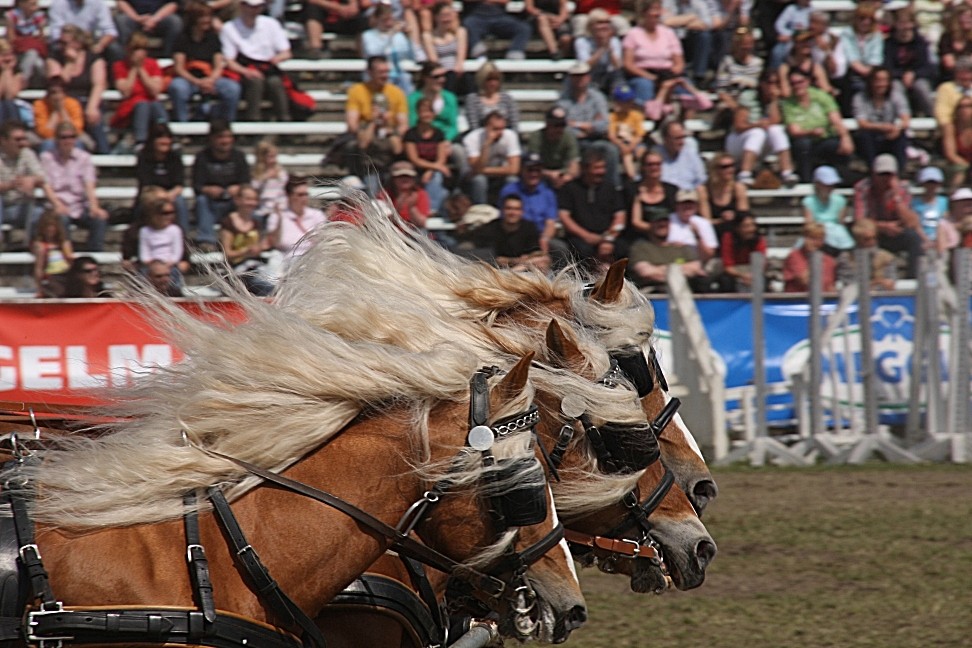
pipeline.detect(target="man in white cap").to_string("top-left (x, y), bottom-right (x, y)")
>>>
top-left (852, 153), bottom-right (923, 277)
top-left (221, 0), bottom-right (292, 121)
top-left (667, 188), bottom-right (718, 265)
top-left (556, 61), bottom-right (620, 188)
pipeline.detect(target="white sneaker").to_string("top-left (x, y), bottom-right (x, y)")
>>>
top-left (507, 50), bottom-right (526, 60)
top-left (781, 170), bottom-right (799, 187)
top-left (737, 171), bottom-right (754, 186)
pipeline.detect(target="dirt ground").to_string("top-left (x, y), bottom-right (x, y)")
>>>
top-left (564, 464), bottom-right (972, 648)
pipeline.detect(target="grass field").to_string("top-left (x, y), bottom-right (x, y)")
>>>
top-left (565, 464), bottom-right (972, 648)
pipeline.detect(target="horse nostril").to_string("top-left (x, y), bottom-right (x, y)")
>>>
top-left (567, 605), bottom-right (587, 630)
top-left (692, 479), bottom-right (719, 515)
top-left (695, 539), bottom-right (717, 570)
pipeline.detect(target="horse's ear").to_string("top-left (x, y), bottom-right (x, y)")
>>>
top-left (545, 319), bottom-right (586, 368)
top-left (590, 259), bottom-right (629, 303)
top-left (495, 352), bottom-right (535, 402)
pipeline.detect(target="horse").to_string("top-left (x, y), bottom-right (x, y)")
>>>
top-left (276, 195), bottom-right (718, 516)
top-left (0, 284), bottom-right (588, 645)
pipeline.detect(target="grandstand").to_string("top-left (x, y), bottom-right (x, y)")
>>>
top-left (0, 0), bottom-right (959, 297)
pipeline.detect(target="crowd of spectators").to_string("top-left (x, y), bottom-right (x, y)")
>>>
top-left (3, 0), bottom-right (972, 298)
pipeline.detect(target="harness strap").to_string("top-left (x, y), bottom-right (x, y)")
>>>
top-left (398, 556), bottom-right (447, 645)
top-left (486, 523), bottom-right (565, 577)
top-left (1, 475), bottom-right (56, 610)
top-left (25, 607), bottom-right (304, 648)
top-left (207, 487), bottom-right (329, 648)
top-left (547, 423), bottom-right (574, 470)
top-left (183, 491), bottom-right (217, 625)
top-left (608, 470), bottom-right (677, 538)
top-left (562, 528), bottom-right (661, 561)
top-left (200, 449), bottom-right (509, 600)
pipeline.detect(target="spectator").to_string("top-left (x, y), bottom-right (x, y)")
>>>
top-left (303, 0), bottom-right (366, 60)
top-left (220, 184), bottom-right (273, 296)
top-left (462, 0), bottom-right (532, 60)
top-left (345, 55), bottom-right (408, 193)
top-left (421, 2), bottom-right (468, 95)
top-left (169, 1), bottom-right (240, 123)
top-left (700, 152), bottom-right (749, 240)
top-left (0, 39), bottom-right (26, 123)
top-left (145, 259), bottom-right (183, 296)
top-left (138, 192), bottom-right (187, 289)
top-left (629, 150), bottom-right (678, 240)
top-left (114, 0), bottom-right (183, 58)
top-left (557, 147), bottom-right (626, 268)
top-left (361, 3), bottom-right (421, 94)
top-left (942, 95), bottom-right (972, 187)
top-left (911, 166), bottom-right (949, 251)
top-left (557, 63), bottom-right (621, 187)
top-left (221, 0), bottom-right (292, 122)
top-left (464, 61), bottom-right (519, 132)
top-left (852, 66), bottom-right (910, 171)
top-left (267, 175), bottom-right (327, 259)
top-left (570, 0), bottom-right (629, 40)
top-left (939, 5), bottom-right (972, 82)
top-left (379, 160), bottom-right (431, 227)
top-left (135, 123), bottom-right (188, 233)
top-left (837, 218), bottom-right (898, 291)
top-left (525, 105), bottom-right (580, 190)
top-left (498, 152), bottom-right (564, 262)
top-left (0, 120), bottom-right (55, 239)
top-left (462, 110), bottom-right (521, 205)
top-left (642, 73), bottom-right (712, 123)
top-left (62, 255), bottom-right (110, 298)
top-left (47, 0), bottom-right (118, 60)
top-left (838, 3), bottom-right (884, 114)
top-left (622, 0), bottom-right (684, 103)
top-left (668, 187), bottom-right (718, 266)
top-left (607, 82), bottom-right (645, 182)
top-left (656, 120), bottom-right (707, 194)
top-left (943, 187), bottom-right (972, 252)
top-left (719, 60), bottom-right (798, 186)
top-left (574, 8), bottom-right (623, 95)
top-left (192, 119), bottom-right (251, 248)
top-left (662, 0), bottom-right (725, 87)
top-left (251, 138), bottom-right (288, 223)
top-left (807, 11), bottom-right (846, 86)
top-left (404, 97), bottom-right (450, 215)
top-left (524, 0), bottom-right (570, 60)
top-left (111, 32), bottom-right (168, 150)
top-left (779, 31), bottom-right (834, 97)
top-left (935, 56), bottom-right (972, 185)
top-left (720, 212), bottom-right (766, 292)
top-left (853, 153), bottom-right (924, 278)
top-left (46, 25), bottom-right (110, 154)
top-left (802, 165), bottom-right (853, 255)
top-left (783, 222), bottom-right (836, 292)
top-left (884, 7), bottom-right (935, 118)
top-left (41, 121), bottom-right (109, 251)
top-left (769, 0), bottom-right (812, 69)
top-left (31, 209), bottom-right (73, 297)
top-left (408, 62), bottom-right (459, 142)
top-left (628, 206), bottom-right (706, 289)
top-left (472, 193), bottom-right (550, 273)
top-left (33, 75), bottom-right (85, 152)
top-left (6, 0), bottom-right (47, 87)
top-left (781, 69), bottom-right (853, 183)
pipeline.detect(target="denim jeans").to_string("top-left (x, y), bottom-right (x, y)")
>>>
top-left (131, 101), bottom-right (169, 144)
top-left (0, 198), bottom-right (42, 242)
top-left (115, 13), bottom-right (184, 57)
top-left (168, 76), bottom-right (241, 122)
top-left (463, 7), bottom-right (531, 55)
top-left (194, 194), bottom-right (233, 245)
top-left (60, 209), bottom-right (108, 252)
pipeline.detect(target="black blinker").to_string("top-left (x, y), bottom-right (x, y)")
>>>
top-left (492, 458), bottom-right (548, 527)
top-left (598, 422), bottom-right (661, 473)
top-left (612, 351), bottom-right (654, 398)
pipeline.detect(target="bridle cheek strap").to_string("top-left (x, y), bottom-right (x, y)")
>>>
top-left (562, 528), bottom-right (661, 561)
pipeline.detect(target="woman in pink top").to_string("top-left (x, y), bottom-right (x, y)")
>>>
top-left (622, 0), bottom-right (685, 103)
top-left (267, 175), bottom-right (327, 258)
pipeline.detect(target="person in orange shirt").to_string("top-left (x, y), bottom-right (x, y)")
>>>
top-left (32, 75), bottom-right (85, 151)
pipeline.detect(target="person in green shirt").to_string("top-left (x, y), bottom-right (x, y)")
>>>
top-left (407, 62), bottom-right (460, 142)
top-left (781, 69), bottom-right (854, 182)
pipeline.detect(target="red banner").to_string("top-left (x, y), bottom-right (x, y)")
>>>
top-left (0, 301), bottom-right (240, 408)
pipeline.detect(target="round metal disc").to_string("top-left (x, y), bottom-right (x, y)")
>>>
top-left (560, 394), bottom-right (587, 419)
top-left (467, 425), bottom-right (495, 451)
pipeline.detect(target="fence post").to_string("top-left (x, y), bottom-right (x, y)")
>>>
top-left (751, 252), bottom-right (768, 441)
top-left (949, 249), bottom-right (971, 463)
top-left (809, 250), bottom-right (824, 438)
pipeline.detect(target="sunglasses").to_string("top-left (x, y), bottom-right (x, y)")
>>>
top-left (82, 267), bottom-right (99, 274)
top-left (718, 162), bottom-right (735, 169)
top-left (58, 134), bottom-right (77, 140)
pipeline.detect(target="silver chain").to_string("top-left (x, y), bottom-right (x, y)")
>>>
top-left (492, 409), bottom-right (540, 438)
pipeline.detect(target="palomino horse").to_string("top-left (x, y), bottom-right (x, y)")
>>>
top-left (0, 290), bottom-right (587, 645)
top-left (277, 197), bottom-right (717, 516)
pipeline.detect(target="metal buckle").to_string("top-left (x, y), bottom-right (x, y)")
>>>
top-left (619, 538), bottom-right (642, 557)
top-left (19, 543), bottom-right (41, 561)
top-left (27, 602), bottom-right (70, 647)
top-left (186, 543), bottom-right (205, 562)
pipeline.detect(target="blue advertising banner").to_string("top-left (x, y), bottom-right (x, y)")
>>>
top-left (645, 295), bottom-right (931, 422)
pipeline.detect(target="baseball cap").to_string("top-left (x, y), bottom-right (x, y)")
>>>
top-left (646, 207), bottom-right (671, 222)
top-left (612, 83), bottom-right (635, 102)
top-left (390, 160), bottom-right (416, 177)
top-left (675, 188), bottom-right (699, 203)
top-left (873, 153), bottom-right (899, 175)
top-left (917, 167), bottom-right (944, 184)
top-left (546, 106), bottom-right (568, 125)
top-left (523, 151), bottom-right (543, 167)
top-left (812, 165), bottom-right (841, 186)
top-left (461, 204), bottom-right (500, 228)
top-left (240, 0), bottom-right (266, 6)
top-left (951, 187), bottom-right (972, 201)
top-left (567, 62), bottom-right (591, 75)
